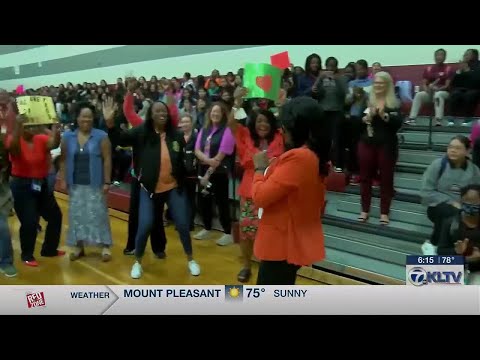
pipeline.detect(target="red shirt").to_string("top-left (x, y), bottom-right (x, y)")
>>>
top-left (236, 125), bottom-right (284, 199)
top-left (423, 64), bottom-right (454, 87)
top-left (6, 134), bottom-right (50, 178)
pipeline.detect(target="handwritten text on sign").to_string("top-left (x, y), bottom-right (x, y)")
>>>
top-left (17, 96), bottom-right (57, 125)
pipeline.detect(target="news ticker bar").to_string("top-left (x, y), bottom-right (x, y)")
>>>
top-left (2, 285), bottom-right (479, 315)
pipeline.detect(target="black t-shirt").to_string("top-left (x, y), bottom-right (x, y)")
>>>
top-left (439, 215), bottom-right (480, 272)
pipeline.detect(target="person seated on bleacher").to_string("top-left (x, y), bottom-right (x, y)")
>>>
top-left (357, 72), bottom-right (402, 225)
top-left (420, 135), bottom-right (480, 255)
top-left (437, 184), bottom-right (480, 284)
top-left (406, 49), bottom-right (454, 127)
top-left (448, 49), bottom-right (480, 126)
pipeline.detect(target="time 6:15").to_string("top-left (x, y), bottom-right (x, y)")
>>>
top-left (417, 256), bottom-right (435, 264)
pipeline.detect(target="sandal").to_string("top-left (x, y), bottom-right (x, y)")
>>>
top-left (69, 248), bottom-right (85, 261)
top-left (102, 247), bottom-right (112, 262)
top-left (358, 213), bottom-right (369, 223)
top-left (237, 268), bottom-right (252, 283)
top-left (380, 215), bottom-right (390, 226)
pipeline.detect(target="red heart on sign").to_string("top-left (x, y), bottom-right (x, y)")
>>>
top-left (256, 75), bottom-right (272, 92)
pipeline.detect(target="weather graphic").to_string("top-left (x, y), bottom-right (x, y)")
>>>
top-left (225, 285), bottom-right (243, 301)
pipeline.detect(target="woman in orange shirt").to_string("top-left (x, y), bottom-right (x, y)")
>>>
top-left (252, 96), bottom-right (331, 285)
top-left (228, 89), bottom-right (284, 283)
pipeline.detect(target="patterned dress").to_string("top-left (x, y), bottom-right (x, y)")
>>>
top-left (66, 144), bottom-right (112, 247)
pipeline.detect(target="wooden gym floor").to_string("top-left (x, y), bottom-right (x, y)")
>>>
top-left (0, 192), bottom-right (330, 286)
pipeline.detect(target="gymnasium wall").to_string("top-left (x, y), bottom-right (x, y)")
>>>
top-left (0, 45), bottom-right (478, 91)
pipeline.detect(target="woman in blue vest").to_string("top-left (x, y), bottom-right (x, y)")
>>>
top-left (194, 102), bottom-right (236, 246)
top-left (59, 102), bottom-right (113, 262)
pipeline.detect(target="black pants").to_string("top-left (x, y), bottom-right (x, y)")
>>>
top-left (10, 177), bottom-right (62, 261)
top-left (427, 202), bottom-right (459, 246)
top-left (199, 172), bottom-right (231, 234)
top-left (126, 177), bottom-right (166, 253)
top-left (257, 260), bottom-right (301, 285)
top-left (112, 149), bottom-right (132, 182)
top-left (449, 89), bottom-right (480, 118)
top-left (325, 111), bottom-right (345, 169)
top-left (185, 177), bottom-right (197, 230)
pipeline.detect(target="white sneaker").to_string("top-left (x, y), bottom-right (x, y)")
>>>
top-left (188, 260), bottom-right (201, 276)
top-left (421, 241), bottom-right (437, 255)
top-left (194, 229), bottom-right (210, 240)
top-left (216, 234), bottom-right (234, 246)
top-left (130, 262), bottom-right (143, 279)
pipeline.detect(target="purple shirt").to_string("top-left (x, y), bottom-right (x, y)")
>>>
top-left (195, 125), bottom-right (235, 156)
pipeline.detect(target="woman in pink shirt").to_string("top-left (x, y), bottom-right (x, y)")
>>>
top-left (194, 102), bottom-right (236, 246)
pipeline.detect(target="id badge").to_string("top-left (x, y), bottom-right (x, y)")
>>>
top-left (31, 180), bottom-right (42, 192)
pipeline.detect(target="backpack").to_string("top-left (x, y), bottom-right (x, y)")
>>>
top-left (437, 156), bottom-right (449, 180)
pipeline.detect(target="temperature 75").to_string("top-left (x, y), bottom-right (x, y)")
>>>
top-left (246, 288), bottom-right (266, 298)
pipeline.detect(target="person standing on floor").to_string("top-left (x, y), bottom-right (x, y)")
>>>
top-left (180, 114), bottom-right (199, 231)
top-left (0, 133), bottom-right (15, 277)
top-left (357, 72), bottom-right (402, 225)
top-left (194, 102), bottom-right (236, 246)
top-left (420, 135), bottom-right (480, 255)
top-left (251, 96), bottom-right (330, 285)
top-left (121, 79), bottom-right (180, 259)
top-left (59, 102), bottom-right (113, 261)
top-left (106, 98), bottom-right (200, 279)
top-left (228, 87), bottom-right (284, 283)
top-left (6, 115), bottom-right (63, 267)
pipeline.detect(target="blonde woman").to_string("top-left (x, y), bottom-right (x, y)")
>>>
top-left (358, 72), bottom-right (402, 225)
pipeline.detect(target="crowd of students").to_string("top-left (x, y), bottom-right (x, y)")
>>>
top-left (1, 46), bottom-right (480, 284)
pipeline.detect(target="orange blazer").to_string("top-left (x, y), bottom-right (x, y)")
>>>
top-left (252, 147), bottom-right (326, 266)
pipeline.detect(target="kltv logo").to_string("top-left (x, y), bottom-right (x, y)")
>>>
top-left (26, 292), bottom-right (46, 308)
top-left (408, 267), bottom-right (463, 286)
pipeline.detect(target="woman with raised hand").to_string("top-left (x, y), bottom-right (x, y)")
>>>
top-left (59, 102), bottom-right (113, 261)
top-left (228, 87), bottom-right (284, 283)
top-left (120, 79), bottom-right (179, 258)
top-left (6, 114), bottom-right (63, 267)
top-left (106, 96), bottom-right (200, 279)
top-left (251, 96), bottom-right (331, 285)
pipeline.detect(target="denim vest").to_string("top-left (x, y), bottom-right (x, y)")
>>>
top-left (64, 128), bottom-right (107, 188)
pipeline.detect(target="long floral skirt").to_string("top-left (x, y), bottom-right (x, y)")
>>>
top-left (239, 197), bottom-right (259, 242)
top-left (66, 185), bottom-right (113, 247)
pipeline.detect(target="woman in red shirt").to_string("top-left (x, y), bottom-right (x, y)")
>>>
top-left (7, 115), bottom-right (63, 267)
top-left (228, 89), bottom-right (284, 283)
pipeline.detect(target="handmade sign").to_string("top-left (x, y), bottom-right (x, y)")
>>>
top-left (270, 51), bottom-right (290, 70)
top-left (243, 63), bottom-right (282, 102)
top-left (17, 96), bottom-right (57, 125)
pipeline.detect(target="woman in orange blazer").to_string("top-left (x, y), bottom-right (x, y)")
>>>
top-left (252, 96), bottom-right (331, 285)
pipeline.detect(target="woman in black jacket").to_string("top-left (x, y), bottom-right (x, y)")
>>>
top-left (106, 100), bottom-right (201, 279)
top-left (179, 113), bottom-right (198, 231)
top-left (358, 72), bottom-right (402, 225)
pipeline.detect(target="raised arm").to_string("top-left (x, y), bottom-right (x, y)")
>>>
top-left (7, 114), bottom-right (25, 156)
top-left (123, 85), bottom-right (144, 127)
top-left (104, 97), bottom-right (138, 148)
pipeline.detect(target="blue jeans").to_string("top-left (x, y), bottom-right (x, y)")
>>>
top-left (0, 214), bottom-right (13, 265)
top-left (135, 187), bottom-right (192, 258)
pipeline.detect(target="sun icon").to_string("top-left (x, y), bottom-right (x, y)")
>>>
top-left (228, 287), bottom-right (240, 298)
